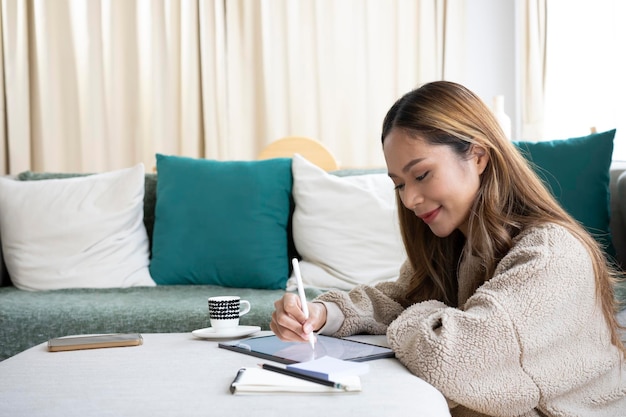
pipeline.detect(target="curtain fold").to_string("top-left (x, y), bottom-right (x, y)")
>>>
top-left (0, 1), bottom-right (6, 173)
top-left (2, 0), bottom-right (32, 174)
top-left (198, 0), bottom-right (227, 159)
top-left (0, 0), bottom-right (449, 174)
top-left (520, 0), bottom-right (547, 140)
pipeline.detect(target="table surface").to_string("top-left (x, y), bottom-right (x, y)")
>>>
top-left (0, 332), bottom-right (450, 417)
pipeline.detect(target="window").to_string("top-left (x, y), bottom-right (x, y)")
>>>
top-left (544, 1), bottom-right (626, 160)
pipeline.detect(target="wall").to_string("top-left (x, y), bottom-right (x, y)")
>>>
top-left (446, 0), bottom-right (518, 138)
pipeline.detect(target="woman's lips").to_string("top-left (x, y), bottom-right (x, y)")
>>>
top-left (418, 207), bottom-right (441, 224)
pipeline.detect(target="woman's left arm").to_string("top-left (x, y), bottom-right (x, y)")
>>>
top-left (387, 294), bottom-right (540, 416)
top-left (387, 225), bottom-right (604, 416)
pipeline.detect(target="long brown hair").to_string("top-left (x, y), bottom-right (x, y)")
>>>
top-left (381, 81), bottom-right (625, 354)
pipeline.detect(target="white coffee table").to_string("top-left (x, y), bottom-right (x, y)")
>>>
top-left (0, 332), bottom-right (451, 417)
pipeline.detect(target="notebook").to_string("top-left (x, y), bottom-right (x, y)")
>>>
top-left (229, 367), bottom-right (361, 395)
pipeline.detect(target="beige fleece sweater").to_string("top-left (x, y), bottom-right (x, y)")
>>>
top-left (315, 224), bottom-right (626, 416)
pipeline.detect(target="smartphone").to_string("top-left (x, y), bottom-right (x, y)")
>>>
top-left (48, 333), bottom-right (143, 352)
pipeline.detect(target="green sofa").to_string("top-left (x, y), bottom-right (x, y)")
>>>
top-left (0, 171), bottom-right (331, 361)
top-left (1, 130), bottom-right (625, 361)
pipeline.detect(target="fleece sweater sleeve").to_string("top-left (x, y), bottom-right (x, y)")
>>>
top-left (313, 260), bottom-right (415, 337)
top-left (386, 224), bottom-right (606, 416)
top-left (387, 295), bottom-right (539, 416)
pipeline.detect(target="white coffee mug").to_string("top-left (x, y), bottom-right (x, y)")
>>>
top-left (208, 296), bottom-right (251, 331)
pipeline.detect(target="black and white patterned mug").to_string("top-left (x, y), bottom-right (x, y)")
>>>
top-left (208, 296), bottom-right (251, 331)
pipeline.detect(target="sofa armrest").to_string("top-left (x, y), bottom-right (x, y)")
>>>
top-left (0, 242), bottom-right (10, 287)
top-left (612, 164), bottom-right (626, 268)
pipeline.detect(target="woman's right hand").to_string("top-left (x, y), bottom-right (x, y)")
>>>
top-left (270, 293), bottom-right (327, 342)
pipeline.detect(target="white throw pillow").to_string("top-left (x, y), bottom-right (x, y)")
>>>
top-left (0, 164), bottom-right (155, 291)
top-left (289, 154), bottom-right (406, 290)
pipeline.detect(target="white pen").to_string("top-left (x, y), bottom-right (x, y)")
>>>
top-left (292, 258), bottom-right (315, 350)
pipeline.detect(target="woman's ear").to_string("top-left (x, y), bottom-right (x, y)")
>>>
top-left (471, 145), bottom-right (490, 175)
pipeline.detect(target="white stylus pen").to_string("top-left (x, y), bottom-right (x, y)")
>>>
top-left (292, 258), bottom-right (315, 350)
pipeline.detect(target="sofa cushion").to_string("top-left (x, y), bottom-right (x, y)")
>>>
top-left (290, 154), bottom-right (406, 290)
top-left (514, 129), bottom-right (615, 255)
top-left (16, 171), bottom-right (159, 245)
top-left (150, 154), bottom-right (292, 289)
top-left (0, 164), bottom-right (154, 291)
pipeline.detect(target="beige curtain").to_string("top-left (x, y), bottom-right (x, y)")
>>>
top-left (0, 0), bottom-right (447, 174)
top-left (0, 0), bottom-right (224, 174)
top-left (0, 2), bottom-right (6, 174)
top-left (519, 0), bottom-right (547, 140)
top-left (226, 0), bottom-right (449, 167)
top-left (2, 0), bottom-right (32, 174)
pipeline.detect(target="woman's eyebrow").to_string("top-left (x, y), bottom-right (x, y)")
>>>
top-left (402, 158), bottom-right (425, 173)
top-left (388, 158), bottom-right (426, 179)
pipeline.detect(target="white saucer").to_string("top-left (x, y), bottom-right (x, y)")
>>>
top-left (191, 325), bottom-right (261, 340)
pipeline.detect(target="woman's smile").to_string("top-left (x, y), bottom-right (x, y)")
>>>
top-left (418, 207), bottom-right (441, 224)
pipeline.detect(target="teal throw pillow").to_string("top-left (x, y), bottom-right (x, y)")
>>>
top-left (514, 129), bottom-right (615, 254)
top-left (149, 154), bottom-right (292, 289)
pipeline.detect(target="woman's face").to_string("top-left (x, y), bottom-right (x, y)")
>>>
top-left (383, 129), bottom-right (488, 237)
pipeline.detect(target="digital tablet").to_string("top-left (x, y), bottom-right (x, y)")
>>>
top-left (218, 334), bottom-right (394, 364)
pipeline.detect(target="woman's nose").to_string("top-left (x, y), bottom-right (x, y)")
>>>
top-left (402, 184), bottom-right (423, 209)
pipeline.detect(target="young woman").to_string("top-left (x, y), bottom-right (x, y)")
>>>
top-left (271, 81), bottom-right (626, 416)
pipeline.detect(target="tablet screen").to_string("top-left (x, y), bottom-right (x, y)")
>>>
top-left (218, 334), bottom-right (394, 364)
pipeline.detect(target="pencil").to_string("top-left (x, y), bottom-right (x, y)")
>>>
top-left (259, 363), bottom-right (348, 390)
